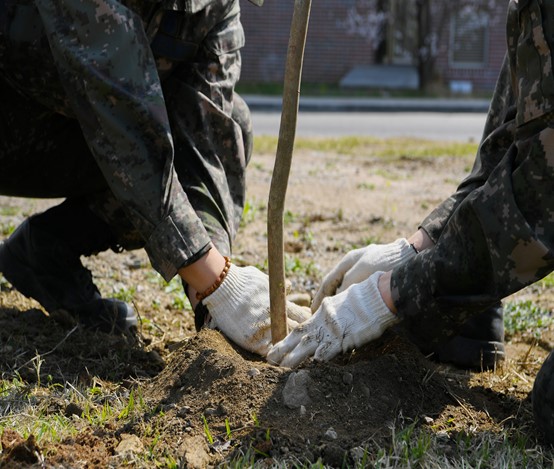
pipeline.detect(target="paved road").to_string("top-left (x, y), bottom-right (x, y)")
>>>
top-left (251, 111), bottom-right (488, 142)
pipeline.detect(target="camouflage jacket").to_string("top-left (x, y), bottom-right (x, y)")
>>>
top-left (0, 0), bottom-right (251, 280)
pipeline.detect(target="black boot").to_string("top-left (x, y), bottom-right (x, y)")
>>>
top-left (432, 303), bottom-right (505, 370)
top-left (0, 198), bottom-right (137, 334)
top-left (532, 350), bottom-right (554, 445)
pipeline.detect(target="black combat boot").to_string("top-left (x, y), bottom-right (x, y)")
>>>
top-left (432, 303), bottom-right (505, 370)
top-left (0, 198), bottom-right (137, 334)
top-left (532, 350), bottom-right (554, 445)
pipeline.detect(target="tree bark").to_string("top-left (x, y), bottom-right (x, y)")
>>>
top-left (267, 0), bottom-right (312, 344)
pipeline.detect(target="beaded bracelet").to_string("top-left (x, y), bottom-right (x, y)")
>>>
top-left (196, 256), bottom-right (232, 301)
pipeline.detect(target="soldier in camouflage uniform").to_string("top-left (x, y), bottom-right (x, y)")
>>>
top-left (268, 0), bottom-right (554, 444)
top-left (0, 0), bottom-right (310, 354)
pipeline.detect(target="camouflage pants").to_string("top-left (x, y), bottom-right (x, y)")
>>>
top-left (0, 0), bottom-right (251, 280)
top-left (392, 0), bottom-right (554, 348)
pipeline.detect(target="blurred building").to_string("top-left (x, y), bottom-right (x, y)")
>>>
top-left (239, 0), bottom-right (507, 93)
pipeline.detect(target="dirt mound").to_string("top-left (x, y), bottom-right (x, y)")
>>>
top-left (141, 327), bottom-right (520, 467)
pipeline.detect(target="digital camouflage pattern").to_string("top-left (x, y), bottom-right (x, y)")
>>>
top-left (0, 0), bottom-right (252, 281)
top-left (392, 0), bottom-right (554, 348)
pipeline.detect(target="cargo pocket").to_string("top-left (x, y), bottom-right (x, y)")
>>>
top-left (513, 0), bottom-right (554, 126)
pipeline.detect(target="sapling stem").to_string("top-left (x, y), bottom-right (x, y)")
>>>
top-left (267, 0), bottom-right (312, 344)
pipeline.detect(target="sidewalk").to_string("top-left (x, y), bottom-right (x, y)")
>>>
top-left (243, 95), bottom-right (490, 113)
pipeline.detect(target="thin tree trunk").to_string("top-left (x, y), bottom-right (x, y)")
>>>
top-left (267, 0), bottom-right (312, 344)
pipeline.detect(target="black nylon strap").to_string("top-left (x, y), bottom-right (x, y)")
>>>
top-left (194, 302), bottom-right (210, 332)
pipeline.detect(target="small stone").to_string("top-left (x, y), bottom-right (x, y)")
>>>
top-left (247, 368), bottom-right (261, 378)
top-left (423, 415), bottom-right (434, 424)
top-left (176, 406), bottom-right (191, 418)
top-left (283, 370), bottom-right (312, 409)
top-left (180, 436), bottom-right (210, 469)
top-left (126, 258), bottom-right (144, 269)
top-left (324, 427), bottom-right (338, 440)
top-left (300, 405), bottom-right (307, 416)
top-left (350, 446), bottom-right (367, 462)
top-left (342, 372), bottom-right (353, 385)
top-left (115, 434), bottom-right (144, 456)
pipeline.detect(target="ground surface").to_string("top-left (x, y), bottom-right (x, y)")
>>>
top-left (0, 141), bottom-right (553, 467)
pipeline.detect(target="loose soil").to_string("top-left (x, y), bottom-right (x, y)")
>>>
top-left (1, 142), bottom-right (553, 467)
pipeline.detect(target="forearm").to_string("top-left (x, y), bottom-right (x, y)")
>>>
top-left (407, 229), bottom-right (434, 253)
top-left (377, 271), bottom-right (395, 313)
top-left (179, 247), bottom-right (227, 307)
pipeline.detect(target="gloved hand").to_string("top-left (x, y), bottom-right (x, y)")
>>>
top-left (202, 263), bottom-right (312, 356)
top-left (267, 271), bottom-right (399, 368)
top-left (311, 238), bottom-right (416, 311)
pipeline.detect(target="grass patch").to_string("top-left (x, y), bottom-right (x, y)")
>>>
top-left (284, 255), bottom-right (319, 278)
top-left (0, 221), bottom-right (16, 237)
top-left (0, 207), bottom-right (21, 217)
top-left (254, 135), bottom-right (478, 159)
top-left (504, 300), bottom-right (553, 339)
top-left (226, 424), bottom-right (552, 468)
top-left (538, 271), bottom-right (554, 288)
top-left (162, 275), bottom-right (190, 310)
top-left (0, 378), bottom-right (140, 446)
top-left (241, 198), bottom-right (265, 228)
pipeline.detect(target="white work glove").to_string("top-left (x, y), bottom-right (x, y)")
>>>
top-left (311, 238), bottom-right (416, 311)
top-left (267, 271), bottom-right (399, 368)
top-left (202, 264), bottom-right (312, 357)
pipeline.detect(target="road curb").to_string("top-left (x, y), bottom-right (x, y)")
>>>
top-left (243, 95), bottom-right (490, 113)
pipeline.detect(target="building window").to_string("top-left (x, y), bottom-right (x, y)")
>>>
top-left (449, 9), bottom-right (489, 68)
top-left (388, 0), bottom-right (418, 65)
